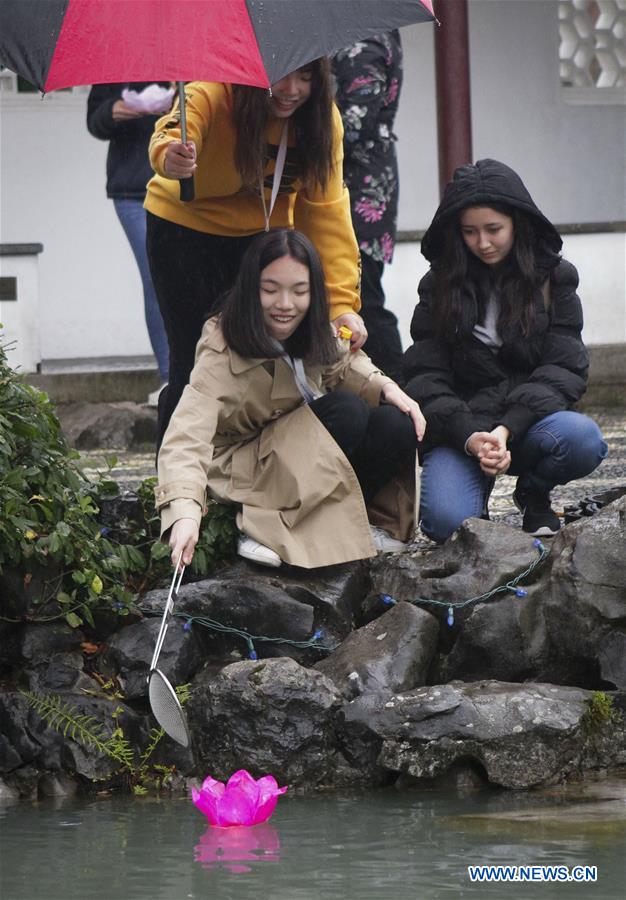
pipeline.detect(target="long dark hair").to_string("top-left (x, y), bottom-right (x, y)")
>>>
top-left (433, 205), bottom-right (539, 340)
top-left (231, 59), bottom-right (335, 191)
top-left (219, 229), bottom-right (339, 366)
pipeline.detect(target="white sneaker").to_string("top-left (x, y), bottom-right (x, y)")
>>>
top-left (370, 525), bottom-right (407, 554)
top-left (237, 533), bottom-right (282, 568)
top-left (147, 383), bottom-right (167, 407)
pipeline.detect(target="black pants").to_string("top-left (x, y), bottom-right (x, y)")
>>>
top-left (309, 392), bottom-right (416, 504)
top-left (359, 252), bottom-right (404, 383)
top-left (146, 212), bottom-right (259, 446)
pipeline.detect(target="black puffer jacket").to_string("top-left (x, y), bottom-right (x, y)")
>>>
top-left (87, 82), bottom-right (171, 199)
top-left (403, 160), bottom-right (589, 451)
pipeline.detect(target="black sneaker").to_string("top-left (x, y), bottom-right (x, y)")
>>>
top-left (513, 486), bottom-right (561, 536)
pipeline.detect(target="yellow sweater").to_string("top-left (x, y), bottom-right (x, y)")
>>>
top-left (145, 82), bottom-right (360, 319)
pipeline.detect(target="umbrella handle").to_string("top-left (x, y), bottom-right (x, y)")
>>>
top-left (177, 81), bottom-right (195, 202)
top-left (179, 178), bottom-right (195, 202)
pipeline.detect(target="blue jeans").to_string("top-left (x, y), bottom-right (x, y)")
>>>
top-left (113, 198), bottom-right (169, 382)
top-left (420, 411), bottom-right (608, 543)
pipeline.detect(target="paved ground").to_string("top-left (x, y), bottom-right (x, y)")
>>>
top-left (80, 407), bottom-right (625, 537)
top-left (487, 408), bottom-right (626, 525)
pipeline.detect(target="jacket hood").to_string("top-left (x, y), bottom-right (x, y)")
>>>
top-left (421, 159), bottom-right (562, 262)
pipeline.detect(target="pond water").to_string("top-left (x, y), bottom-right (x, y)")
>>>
top-left (1, 777), bottom-right (625, 900)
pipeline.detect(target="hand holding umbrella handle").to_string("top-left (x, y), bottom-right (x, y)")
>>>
top-left (177, 82), bottom-right (195, 203)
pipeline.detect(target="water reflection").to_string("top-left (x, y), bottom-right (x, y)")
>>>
top-left (194, 823), bottom-right (281, 873)
top-left (1, 780), bottom-right (625, 899)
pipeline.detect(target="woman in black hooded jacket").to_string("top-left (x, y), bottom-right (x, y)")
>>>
top-left (403, 159), bottom-right (607, 541)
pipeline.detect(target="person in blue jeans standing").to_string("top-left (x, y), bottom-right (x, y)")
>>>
top-left (87, 83), bottom-right (171, 402)
top-left (403, 159), bottom-right (607, 541)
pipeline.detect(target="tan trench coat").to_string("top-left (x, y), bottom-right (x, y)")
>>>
top-left (156, 317), bottom-right (418, 568)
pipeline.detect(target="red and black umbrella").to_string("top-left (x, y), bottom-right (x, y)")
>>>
top-left (0, 0), bottom-right (435, 92)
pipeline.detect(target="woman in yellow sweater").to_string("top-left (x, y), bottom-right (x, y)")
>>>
top-left (145, 59), bottom-right (364, 443)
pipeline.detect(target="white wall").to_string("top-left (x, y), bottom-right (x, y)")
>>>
top-left (467, 0), bottom-right (626, 226)
top-left (561, 232), bottom-right (626, 344)
top-left (384, 233), bottom-right (626, 350)
top-left (396, 1), bottom-right (626, 228)
top-left (0, 250), bottom-right (41, 372)
top-left (0, 89), bottom-right (151, 362)
top-left (394, 21), bottom-right (439, 231)
top-left (0, 0), bottom-right (624, 363)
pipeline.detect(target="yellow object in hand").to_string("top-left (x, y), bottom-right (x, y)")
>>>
top-left (337, 326), bottom-right (352, 341)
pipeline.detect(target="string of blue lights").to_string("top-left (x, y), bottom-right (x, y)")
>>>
top-left (379, 538), bottom-right (549, 626)
top-left (140, 540), bottom-right (549, 657)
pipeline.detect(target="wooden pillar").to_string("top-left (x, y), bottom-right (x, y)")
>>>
top-left (434, 0), bottom-right (473, 196)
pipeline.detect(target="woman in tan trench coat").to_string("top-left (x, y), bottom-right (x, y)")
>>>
top-left (156, 229), bottom-right (425, 569)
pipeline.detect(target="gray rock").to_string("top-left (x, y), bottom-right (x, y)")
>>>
top-left (14, 625), bottom-right (94, 695)
top-left (0, 777), bottom-right (20, 803)
top-left (20, 623), bottom-right (83, 664)
top-left (599, 632), bottom-right (626, 690)
top-left (4, 490), bottom-right (626, 793)
top-left (337, 681), bottom-right (626, 789)
top-left (544, 495), bottom-right (626, 688)
top-left (314, 601), bottom-right (438, 699)
top-left (56, 401), bottom-right (157, 449)
top-left (25, 651), bottom-right (95, 694)
top-left (441, 586), bottom-right (551, 683)
top-left (105, 618), bottom-right (203, 699)
top-left (0, 561), bottom-right (64, 620)
top-left (141, 576), bottom-right (318, 663)
top-left (223, 558), bottom-right (370, 638)
top-left (5, 764), bottom-right (41, 800)
top-left (0, 689), bottom-right (152, 783)
top-left (188, 657), bottom-right (363, 787)
top-left (0, 622), bottom-right (24, 670)
top-left (39, 772), bottom-right (78, 798)
top-left (367, 518), bottom-right (546, 628)
top-left (369, 519), bottom-right (552, 683)
top-left (0, 692), bottom-right (47, 773)
top-left (51, 695), bottom-right (152, 782)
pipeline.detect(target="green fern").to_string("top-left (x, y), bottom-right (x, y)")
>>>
top-left (175, 682), bottom-right (191, 706)
top-left (21, 690), bottom-right (138, 775)
top-left (22, 690), bottom-right (113, 754)
top-left (138, 726), bottom-right (165, 771)
top-left (20, 688), bottom-right (189, 791)
top-left (137, 684), bottom-right (190, 770)
top-left (107, 706), bottom-right (138, 771)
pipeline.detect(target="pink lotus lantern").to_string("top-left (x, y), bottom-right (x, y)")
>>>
top-left (192, 769), bottom-right (287, 827)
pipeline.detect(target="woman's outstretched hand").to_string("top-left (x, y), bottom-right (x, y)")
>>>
top-left (332, 313), bottom-right (368, 351)
top-left (169, 517), bottom-right (199, 566)
top-left (163, 140), bottom-right (197, 179)
top-left (381, 383), bottom-right (427, 441)
top-left (467, 425), bottom-right (511, 475)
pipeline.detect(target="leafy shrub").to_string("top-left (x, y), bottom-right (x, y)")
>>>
top-left (0, 335), bottom-right (236, 630)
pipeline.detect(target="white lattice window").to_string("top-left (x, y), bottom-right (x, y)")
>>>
top-left (0, 69), bottom-right (88, 100)
top-left (559, 0), bottom-right (626, 103)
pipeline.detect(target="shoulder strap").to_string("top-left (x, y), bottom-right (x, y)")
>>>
top-left (270, 339), bottom-right (322, 403)
top-left (259, 123), bottom-right (288, 232)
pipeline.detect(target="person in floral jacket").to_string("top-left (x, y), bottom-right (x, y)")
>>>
top-left (333, 31), bottom-right (404, 381)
